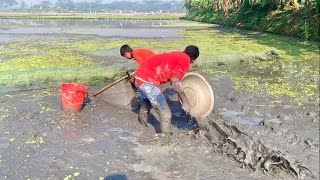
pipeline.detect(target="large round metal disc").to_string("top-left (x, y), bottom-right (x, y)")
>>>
top-left (181, 72), bottom-right (214, 118)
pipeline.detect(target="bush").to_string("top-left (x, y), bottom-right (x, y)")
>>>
top-left (185, 7), bottom-right (320, 41)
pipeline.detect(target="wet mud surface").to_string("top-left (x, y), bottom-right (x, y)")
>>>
top-left (201, 75), bottom-right (319, 179)
top-left (0, 87), bottom-right (284, 180)
top-left (1, 78), bottom-right (318, 179)
top-left (0, 18), bottom-right (318, 179)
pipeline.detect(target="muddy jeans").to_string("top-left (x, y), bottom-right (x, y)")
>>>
top-left (137, 83), bottom-right (172, 134)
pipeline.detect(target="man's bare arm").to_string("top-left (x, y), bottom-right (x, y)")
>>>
top-left (170, 76), bottom-right (190, 112)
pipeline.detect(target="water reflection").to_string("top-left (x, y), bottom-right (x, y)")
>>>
top-left (0, 19), bottom-right (175, 27)
top-left (0, 19), bottom-right (185, 38)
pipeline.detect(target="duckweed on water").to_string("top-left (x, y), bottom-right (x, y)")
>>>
top-left (0, 50), bottom-right (92, 71)
top-left (0, 25), bottom-right (318, 101)
top-left (0, 40), bottom-right (125, 90)
top-left (0, 114), bottom-right (10, 121)
top-left (0, 155), bottom-right (3, 165)
top-left (26, 136), bottom-right (46, 146)
top-left (0, 49), bottom-right (29, 60)
top-left (182, 29), bottom-right (319, 99)
top-left (0, 38), bottom-right (186, 91)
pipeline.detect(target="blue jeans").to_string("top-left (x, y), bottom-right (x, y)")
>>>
top-left (137, 83), bottom-right (172, 134)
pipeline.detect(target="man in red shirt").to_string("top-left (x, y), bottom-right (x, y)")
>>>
top-left (120, 45), bottom-right (156, 65)
top-left (134, 45), bottom-right (199, 145)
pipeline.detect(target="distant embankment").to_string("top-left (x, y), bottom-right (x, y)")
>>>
top-left (0, 12), bottom-right (184, 20)
top-left (184, 9), bottom-right (319, 41)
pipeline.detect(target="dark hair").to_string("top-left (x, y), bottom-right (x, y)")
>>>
top-left (184, 45), bottom-right (199, 60)
top-left (120, 45), bottom-right (133, 56)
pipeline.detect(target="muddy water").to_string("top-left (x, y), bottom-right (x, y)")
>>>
top-left (0, 19), bottom-right (185, 27)
top-left (0, 19), bottom-right (264, 179)
top-left (0, 19), bottom-right (194, 39)
top-left (0, 89), bottom-right (278, 180)
top-left (0, 18), bottom-right (318, 179)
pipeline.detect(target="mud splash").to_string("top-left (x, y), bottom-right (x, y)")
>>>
top-left (197, 117), bottom-right (311, 178)
top-left (93, 74), bottom-right (319, 179)
top-left (195, 75), bottom-right (319, 179)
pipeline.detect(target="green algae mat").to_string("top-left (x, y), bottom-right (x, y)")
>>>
top-left (0, 19), bottom-right (318, 104)
top-left (0, 40), bottom-right (125, 90)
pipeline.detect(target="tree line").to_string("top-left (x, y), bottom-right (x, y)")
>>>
top-left (184, 0), bottom-right (320, 15)
top-left (0, 0), bottom-right (185, 13)
top-left (184, 0), bottom-right (319, 40)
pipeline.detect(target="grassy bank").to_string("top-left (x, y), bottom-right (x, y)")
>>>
top-left (184, 8), bottom-right (320, 40)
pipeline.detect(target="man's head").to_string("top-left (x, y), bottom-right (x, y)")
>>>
top-left (120, 45), bottom-right (133, 59)
top-left (184, 45), bottom-right (199, 63)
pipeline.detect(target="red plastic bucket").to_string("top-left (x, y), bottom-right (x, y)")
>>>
top-left (60, 83), bottom-right (88, 112)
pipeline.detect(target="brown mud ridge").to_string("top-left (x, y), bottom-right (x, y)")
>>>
top-left (198, 76), bottom-right (319, 179)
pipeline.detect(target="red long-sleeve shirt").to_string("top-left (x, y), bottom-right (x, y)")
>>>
top-left (132, 48), bottom-right (156, 65)
top-left (135, 51), bottom-right (191, 86)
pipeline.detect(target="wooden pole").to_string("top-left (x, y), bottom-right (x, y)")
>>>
top-left (92, 71), bottom-right (135, 97)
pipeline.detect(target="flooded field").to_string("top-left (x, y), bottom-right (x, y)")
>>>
top-left (0, 18), bottom-right (319, 179)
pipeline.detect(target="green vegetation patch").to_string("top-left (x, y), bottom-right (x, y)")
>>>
top-left (184, 8), bottom-right (320, 41)
top-left (180, 29), bottom-right (319, 99)
top-left (0, 50), bottom-right (91, 71)
top-left (0, 40), bottom-right (128, 90)
top-left (0, 23), bottom-right (318, 101)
